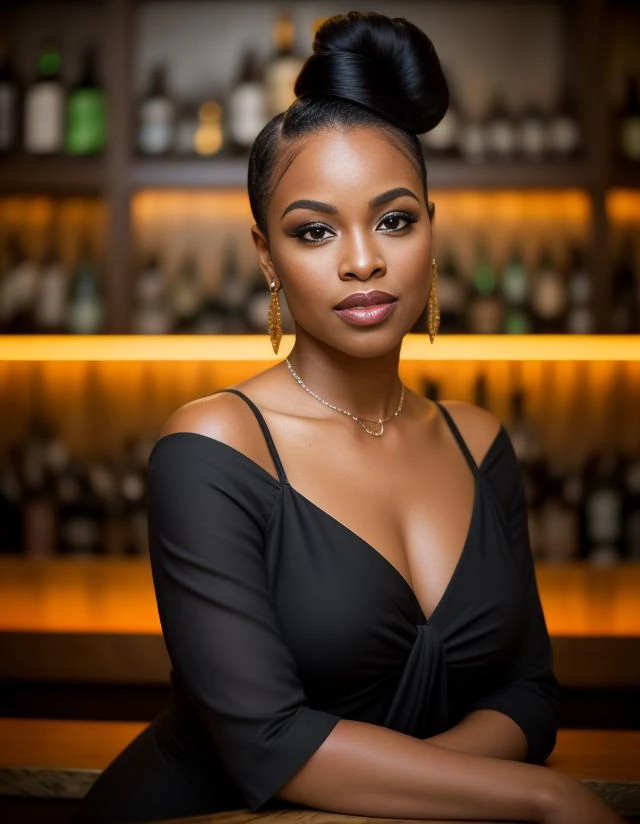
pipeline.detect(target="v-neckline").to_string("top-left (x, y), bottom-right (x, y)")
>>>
top-left (150, 425), bottom-right (506, 626)
top-left (286, 479), bottom-right (481, 626)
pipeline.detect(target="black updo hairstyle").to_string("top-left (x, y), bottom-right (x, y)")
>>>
top-left (248, 11), bottom-right (449, 235)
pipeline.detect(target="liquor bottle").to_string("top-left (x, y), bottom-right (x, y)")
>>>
top-left (433, 249), bottom-right (468, 332)
top-left (243, 267), bottom-right (271, 333)
top-left (264, 11), bottom-right (304, 117)
top-left (67, 242), bottom-right (104, 333)
top-left (194, 99), bottom-right (224, 156)
top-left (624, 454), bottom-right (640, 559)
top-left (466, 243), bottom-right (503, 334)
top-left (610, 235), bottom-right (639, 334)
top-left (484, 95), bottom-right (518, 161)
top-left (537, 460), bottom-right (580, 563)
top-left (565, 245), bottom-right (594, 334)
top-left (0, 443), bottom-right (23, 553)
top-left (0, 235), bottom-right (39, 334)
top-left (20, 419), bottom-right (58, 557)
top-left (56, 456), bottom-right (103, 555)
top-left (420, 74), bottom-right (460, 158)
top-left (530, 248), bottom-right (567, 333)
top-left (582, 451), bottom-right (625, 565)
top-left (217, 238), bottom-right (249, 332)
top-left (131, 255), bottom-right (172, 334)
top-left (547, 89), bottom-right (581, 160)
top-left (500, 245), bottom-right (531, 334)
top-left (458, 111), bottom-right (486, 164)
top-left (518, 102), bottom-right (548, 161)
top-left (137, 64), bottom-right (175, 156)
top-left (174, 101), bottom-right (199, 156)
top-left (226, 49), bottom-right (267, 155)
top-left (170, 254), bottom-right (204, 333)
top-left (472, 373), bottom-right (489, 410)
top-left (65, 45), bottom-right (106, 156)
top-left (0, 40), bottom-right (19, 153)
top-left (33, 235), bottom-right (69, 333)
top-left (24, 40), bottom-right (64, 154)
top-left (118, 437), bottom-right (149, 556)
top-left (618, 74), bottom-right (640, 163)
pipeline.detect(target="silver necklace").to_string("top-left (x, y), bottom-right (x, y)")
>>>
top-left (285, 358), bottom-right (405, 437)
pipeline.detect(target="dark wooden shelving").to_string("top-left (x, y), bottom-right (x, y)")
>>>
top-left (131, 156), bottom-right (592, 192)
top-left (132, 156), bottom-right (248, 189)
top-left (0, 156), bottom-right (105, 195)
top-left (610, 161), bottom-right (640, 189)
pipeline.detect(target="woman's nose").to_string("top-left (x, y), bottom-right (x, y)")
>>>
top-left (338, 233), bottom-right (387, 281)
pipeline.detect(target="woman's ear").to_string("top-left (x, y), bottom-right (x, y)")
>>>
top-left (250, 224), bottom-right (279, 288)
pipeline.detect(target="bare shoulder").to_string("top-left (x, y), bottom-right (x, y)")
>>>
top-left (437, 399), bottom-right (504, 468)
top-left (157, 390), bottom-right (278, 478)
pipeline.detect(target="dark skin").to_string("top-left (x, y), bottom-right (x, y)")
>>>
top-left (159, 126), bottom-right (623, 823)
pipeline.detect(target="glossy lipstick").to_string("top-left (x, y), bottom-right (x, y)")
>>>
top-left (333, 290), bottom-right (398, 327)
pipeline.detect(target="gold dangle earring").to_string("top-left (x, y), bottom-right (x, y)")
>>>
top-left (268, 279), bottom-right (282, 354)
top-left (427, 258), bottom-right (441, 344)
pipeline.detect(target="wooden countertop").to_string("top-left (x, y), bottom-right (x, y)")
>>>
top-left (1, 720), bottom-right (639, 819)
top-left (0, 558), bottom-right (638, 687)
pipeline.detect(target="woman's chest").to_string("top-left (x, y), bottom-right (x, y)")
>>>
top-left (263, 482), bottom-right (526, 702)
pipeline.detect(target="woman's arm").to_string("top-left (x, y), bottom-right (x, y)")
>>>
top-left (424, 708), bottom-right (528, 760)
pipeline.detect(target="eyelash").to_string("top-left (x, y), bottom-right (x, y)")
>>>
top-left (292, 211), bottom-right (419, 244)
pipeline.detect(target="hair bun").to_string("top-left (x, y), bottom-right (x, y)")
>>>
top-left (293, 11), bottom-right (449, 135)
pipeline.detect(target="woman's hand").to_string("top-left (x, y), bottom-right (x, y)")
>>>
top-left (539, 771), bottom-right (626, 824)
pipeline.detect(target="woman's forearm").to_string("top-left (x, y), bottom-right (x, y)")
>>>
top-left (277, 717), bottom-right (554, 822)
top-left (424, 709), bottom-right (529, 760)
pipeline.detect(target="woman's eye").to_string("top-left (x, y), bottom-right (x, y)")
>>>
top-left (378, 212), bottom-right (416, 232)
top-left (296, 224), bottom-right (333, 242)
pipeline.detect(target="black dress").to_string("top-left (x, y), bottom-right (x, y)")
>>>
top-left (74, 390), bottom-right (559, 823)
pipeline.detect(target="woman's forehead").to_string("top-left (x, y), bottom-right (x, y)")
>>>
top-left (270, 127), bottom-right (424, 209)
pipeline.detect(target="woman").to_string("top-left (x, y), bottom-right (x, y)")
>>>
top-left (75, 12), bottom-right (623, 824)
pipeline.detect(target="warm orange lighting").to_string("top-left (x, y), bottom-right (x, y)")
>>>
top-left (607, 189), bottom-right (640, 224)
top-left (1, 334), bottom-right (639, 362)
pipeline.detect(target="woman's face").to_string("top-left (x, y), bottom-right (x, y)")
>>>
top-left (252, 126), bottom-right (433, 359)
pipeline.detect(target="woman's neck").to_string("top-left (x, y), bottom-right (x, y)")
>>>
top-left (285, 340), bottom-right (403, 422)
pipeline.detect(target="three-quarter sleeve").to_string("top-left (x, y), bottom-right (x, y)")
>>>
top-left (147, 434), bottom-right (341, 811)
top-left (466, 429), bottom-right (560, 764)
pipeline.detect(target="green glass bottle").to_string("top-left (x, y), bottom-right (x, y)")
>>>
top-left (65, 46), bottom-right (106, 155)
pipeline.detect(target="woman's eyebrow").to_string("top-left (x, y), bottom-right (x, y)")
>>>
top-left (280, 187), bottom-right (420, 220)
top-left (281, 199), bottom-right (338, 219)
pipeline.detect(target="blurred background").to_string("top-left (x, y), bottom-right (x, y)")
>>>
top-left (0, 4), bottom-right (639, 806)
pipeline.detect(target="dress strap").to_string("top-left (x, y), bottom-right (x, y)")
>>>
top-left (433, 400), bottom-right (479, 475)
top-left (218, 389), bottom-right (288, 485)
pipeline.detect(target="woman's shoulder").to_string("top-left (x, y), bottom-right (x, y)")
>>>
top-left (436, 399), bottom-right (506, 470)
top-left (153, 383), bottom-right (281, 482)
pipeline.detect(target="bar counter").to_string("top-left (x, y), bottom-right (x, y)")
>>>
top-left (0, 557), bottom-right (638, 688)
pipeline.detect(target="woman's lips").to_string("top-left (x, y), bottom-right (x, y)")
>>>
top-left (334, 301), bottom-right (398, 326)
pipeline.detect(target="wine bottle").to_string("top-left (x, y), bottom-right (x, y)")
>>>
top-left (467, 243), bottom-right (503, 334)
top-left (500, 244), bottom-right (531, 334)
top-left (518, 102), bottom-right (548, 161)
top-left (0, 443), bottom-right (23, 554)
top-left (610, 235), bottom-right (639, 334)
top-left (21, 419), bottom-right (58, 557)
top-left (565, 245), bottom-right (594, 334)
top-left (226, 49), bottom-right (267, 155)
top-left (484, 95), bottom-right (518, 161)
top-left (618, 74), bottom-right (640, 163)
top-left (24, 40), bottom-right (64, 154)
top-left (131, 255), bottom-right (171, 334)
top-left (0, 40), bottom-right (19, 153)
top-left (547, 88), bottom-right (581, 160)
top-left (137, 64), bottom-right (175, 156)
top-left (170, 254), bottom-right (204, 333)
top-left (420, 72), bottom-right (460, 158)
top-left (530, 248), bottom-right (567, 333)
top-left (583, 451), bottom-right (625, 566)
top-left (0, 235), bottom-right (39, 334)
top-left (264, 10), bottom-right (304, 117)
top-left (65, 45), bottom-right (106, 156)
top-left (33, 234), bottom-right (69, 333)
top-left (433, 249), bottom-right (468, 332)
top-left (67, 241), bottom-right (105, 334)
